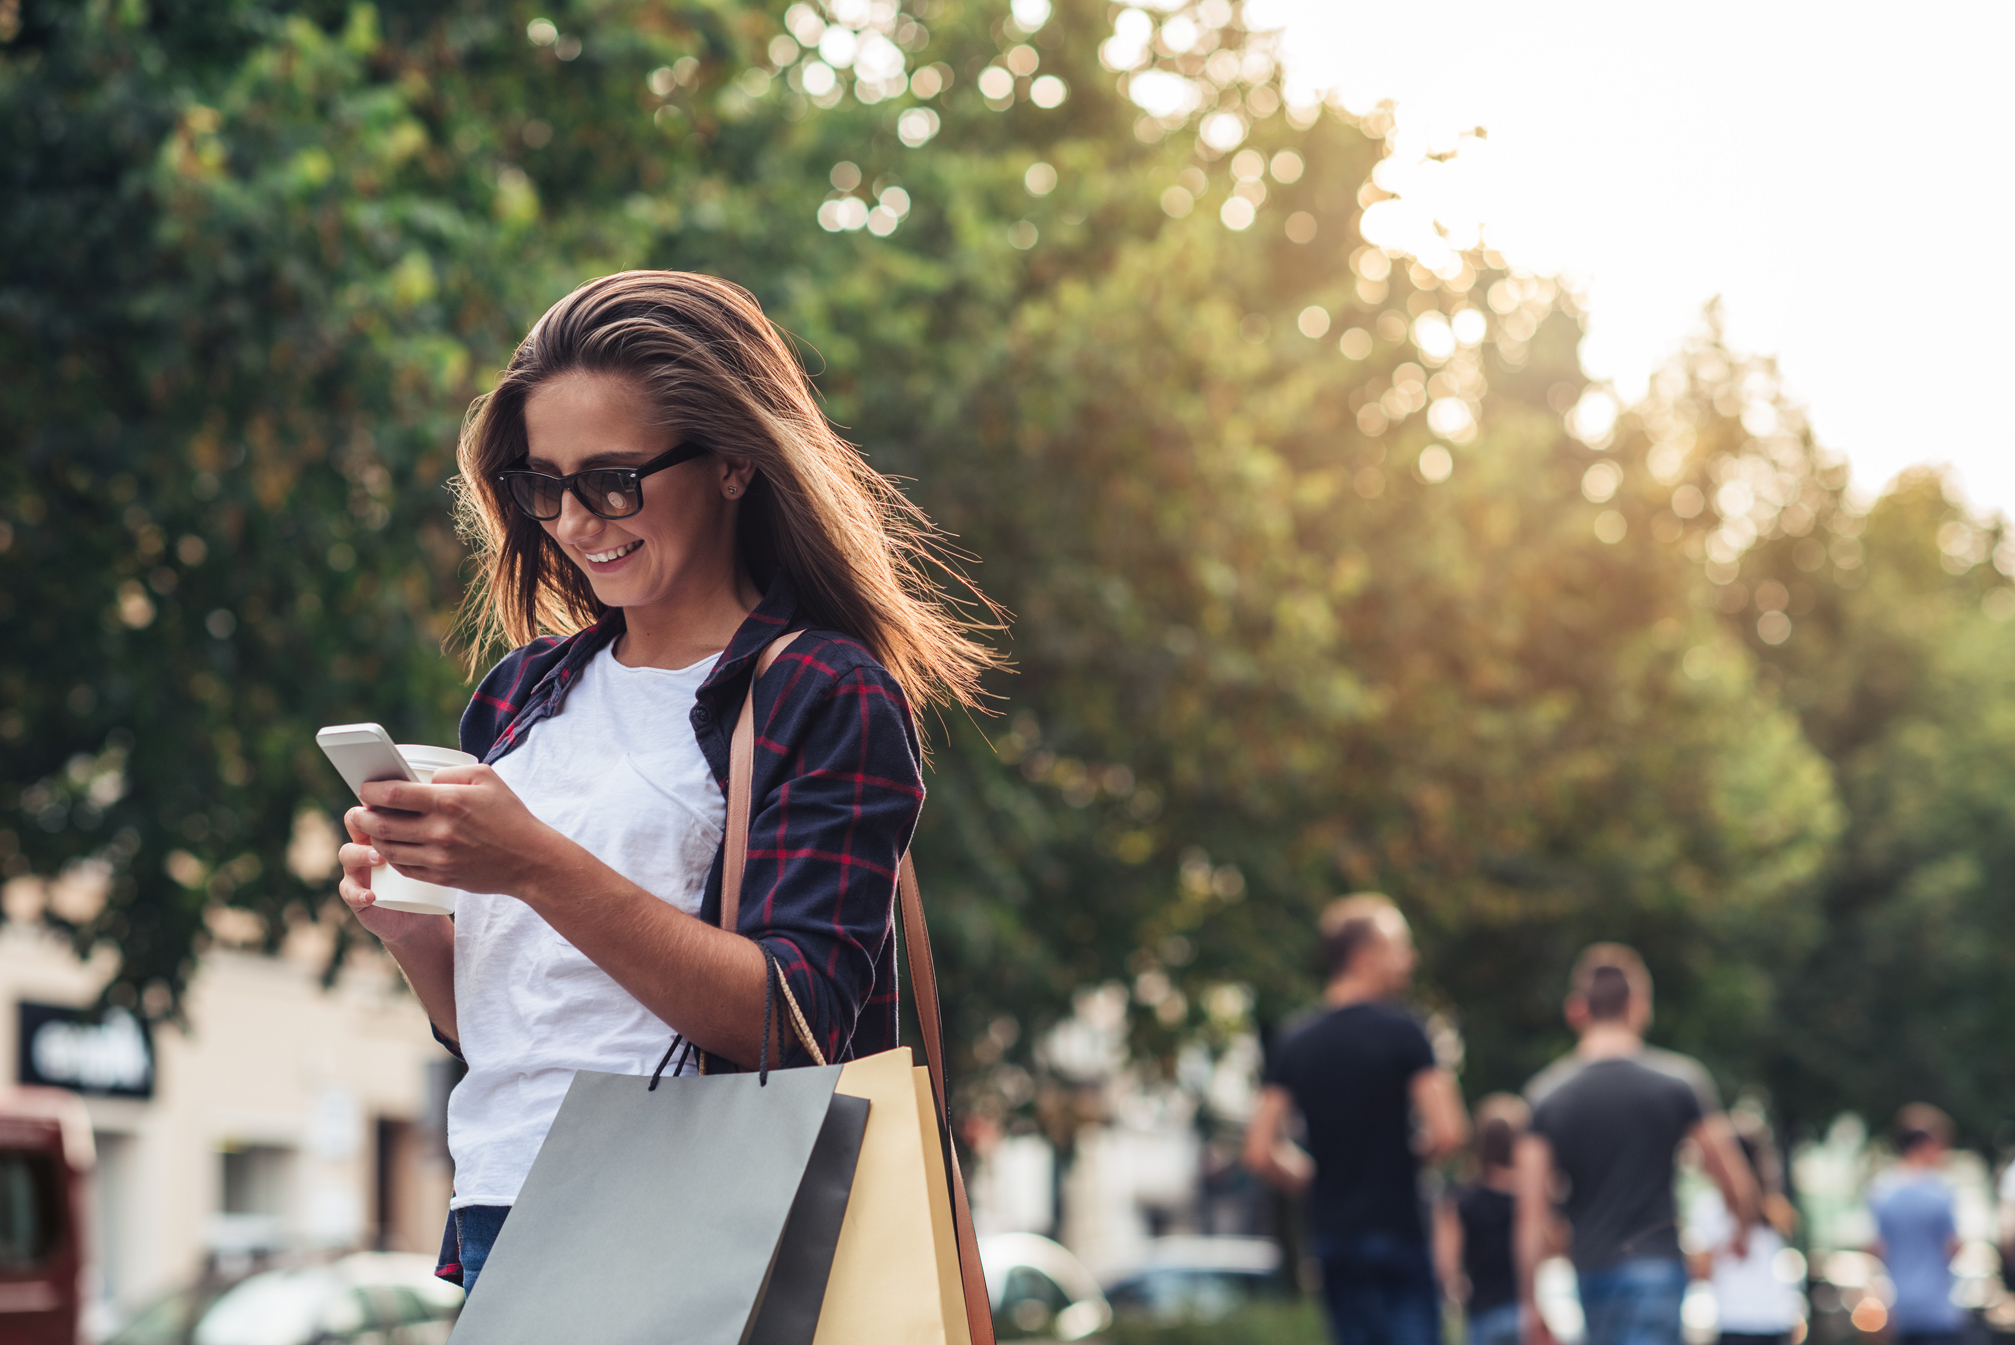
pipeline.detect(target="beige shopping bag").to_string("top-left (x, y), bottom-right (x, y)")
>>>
top-left (810, 1051), bottom-right (973, 1345)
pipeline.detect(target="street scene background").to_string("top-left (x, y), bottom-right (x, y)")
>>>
top-left (6, 0), bottom-right (2015, 1341)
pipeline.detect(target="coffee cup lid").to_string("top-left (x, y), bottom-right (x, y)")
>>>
top-left (398, 744), bottom-right (479, 771)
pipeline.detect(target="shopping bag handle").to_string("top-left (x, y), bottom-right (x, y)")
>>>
top-left (724, 631), bottom-right (997, 1345)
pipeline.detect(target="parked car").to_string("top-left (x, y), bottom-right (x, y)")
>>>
top-left (106, 1252), bottom-right (463, 1345)
top-left (1102, 1235), bottom-right (1291, 1324)
top-left (0, 1087), bottom-right (93, 1345)
top-left (979, 1233), bottom-right (1112, 1341)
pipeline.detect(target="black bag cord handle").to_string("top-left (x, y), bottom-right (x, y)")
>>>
top-left (648, 1033), bottom-right (700, 1091)
top-left (650, 947), bottom-right (786, 1090)
top-left (757, 943), bottom-right (782, 1086)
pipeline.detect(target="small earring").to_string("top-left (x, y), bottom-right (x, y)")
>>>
top-left (725, 487), bottom-right (738, 497)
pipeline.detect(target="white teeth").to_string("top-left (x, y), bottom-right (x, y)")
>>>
top-left (587, 540), bottom-right (642, 563)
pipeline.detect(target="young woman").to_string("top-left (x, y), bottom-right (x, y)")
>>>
top-left (335, 271), bottom-right (999, 1293)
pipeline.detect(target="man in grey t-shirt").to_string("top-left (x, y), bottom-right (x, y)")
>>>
top-left (1515, 945), bottom-right (1757, 1345)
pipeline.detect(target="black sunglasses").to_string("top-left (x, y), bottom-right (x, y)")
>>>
top-left (496, 441), bottom-right (710, 521)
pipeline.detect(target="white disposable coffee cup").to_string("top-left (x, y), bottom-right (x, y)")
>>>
top-left (368, 744), bottom-right (479, 916)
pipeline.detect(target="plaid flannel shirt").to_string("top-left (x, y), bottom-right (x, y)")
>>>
top-left (452, 575), bottom-right (922, 1067)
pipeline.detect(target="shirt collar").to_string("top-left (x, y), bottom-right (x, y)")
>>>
top-left (697, 572), bottom-right (800, 701)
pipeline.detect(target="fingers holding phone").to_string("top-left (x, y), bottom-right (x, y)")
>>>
top-left (338, 804), bottom-right (445, 948)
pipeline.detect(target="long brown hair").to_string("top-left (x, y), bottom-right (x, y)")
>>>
top-left (453, 271), bottom-right (1003, 716)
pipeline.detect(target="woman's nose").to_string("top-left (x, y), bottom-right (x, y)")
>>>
top-left (554, 487), bottom-right (603, 543)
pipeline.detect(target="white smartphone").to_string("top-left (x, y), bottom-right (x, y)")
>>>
top-left (316, 723), bottom-right (418, 802)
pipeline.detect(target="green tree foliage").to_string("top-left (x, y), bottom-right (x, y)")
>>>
top-left (1, 0), bottom-right (1999, 1145)
top-left (1600, 326), bottom-right (2015, 1141)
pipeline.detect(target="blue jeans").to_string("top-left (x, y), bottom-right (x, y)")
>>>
top-left (1469, 1302), bottom-right (1524, 1345)
top-left (440, 1204), bottom-right (511, 1298)
top-left (1576, 1257), bottom-right (1687, 1345)
top-left (1312, 1230), bottom-right (1440, 1345)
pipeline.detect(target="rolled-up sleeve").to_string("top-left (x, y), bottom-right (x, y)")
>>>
top-left (743, 664), bottom-right (922, 1065)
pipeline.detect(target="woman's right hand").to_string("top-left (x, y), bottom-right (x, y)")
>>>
top-left (339, 808), bottom-right (449, 948)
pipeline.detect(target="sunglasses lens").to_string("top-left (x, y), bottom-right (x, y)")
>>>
top-left (581, 472), bottom-right (641, 518)
top-left (505, 474), bottom-right (563, 520)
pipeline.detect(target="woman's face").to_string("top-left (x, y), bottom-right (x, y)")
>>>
top-left (521, 371), bottom-right (753, 611)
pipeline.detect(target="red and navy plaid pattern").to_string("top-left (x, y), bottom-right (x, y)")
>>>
top-left (457, 577), bottom-right (922, 1067)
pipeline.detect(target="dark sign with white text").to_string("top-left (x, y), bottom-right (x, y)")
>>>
top-left (17, 1002), bottom-right (154, 1099)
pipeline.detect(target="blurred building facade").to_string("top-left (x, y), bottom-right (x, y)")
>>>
top-left (968, 981), bottom-right (1271, 1280)
top-left (0, 915), bottom-right (451, 1327)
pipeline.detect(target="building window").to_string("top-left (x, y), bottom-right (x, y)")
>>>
top-left (219, 1145), bottom-right (290, 1217)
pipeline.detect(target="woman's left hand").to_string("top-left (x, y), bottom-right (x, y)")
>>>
top-left (349, 765), bottom-right (566, 897)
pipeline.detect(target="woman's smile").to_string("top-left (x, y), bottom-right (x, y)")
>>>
top-left (583, 538), bottom-right (643, 567)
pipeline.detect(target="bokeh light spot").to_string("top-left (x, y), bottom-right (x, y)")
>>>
top-left (897, 107), bottom-right (940, 146)
top-left (1582, 461), bottom-right (1622, 504)
top-left (1200, 110), bottom-right (1247, 152)
top-left (1412, 312), bottom-right (1455, 362)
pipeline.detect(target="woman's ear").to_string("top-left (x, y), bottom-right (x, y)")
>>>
top-left (718, 456), bottom-right (756, 499)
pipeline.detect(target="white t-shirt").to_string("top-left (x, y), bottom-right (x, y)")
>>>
top-left (1686, 1188), bottom-right (1800, 1333)
top-left (447, 642), bottom-right (724, 1209)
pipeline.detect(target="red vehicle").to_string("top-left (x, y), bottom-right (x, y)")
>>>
top-left (0, 1087), bottom-right (92, 1345)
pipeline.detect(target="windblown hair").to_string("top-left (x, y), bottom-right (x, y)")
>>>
top-left (453, 271), bottom-right (1004, 716)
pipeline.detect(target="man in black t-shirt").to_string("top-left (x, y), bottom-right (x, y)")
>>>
top-left (1245, 894), bottom-right (1469, 1345)
top-left (1515, 945), bottom-right (1757, 1345)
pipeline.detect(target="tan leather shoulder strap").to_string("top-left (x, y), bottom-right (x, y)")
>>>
top-left (722, 631), bottom-right (802, 936)
top-left (898, 853), bottom-right (995, 1344)
top-left (721, 636), bottom-right (994, 1345)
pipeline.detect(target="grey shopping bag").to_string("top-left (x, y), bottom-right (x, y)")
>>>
top-left (449, 1063), bottom-right (868, 1345)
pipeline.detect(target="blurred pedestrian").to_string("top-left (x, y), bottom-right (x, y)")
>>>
top-left (1436, 1094), bottom-right (1533, 1345)
top-left (1685, 1113), bottom-right (1801, 1345)
top-left (1870, 1104), bottom-right (1963, 1345)
top-left (1245, 894), bottom-right (1471, 1345)
top-left (1515, 944), bottom-right (1758, 1345)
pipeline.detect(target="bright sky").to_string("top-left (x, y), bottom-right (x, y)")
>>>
top-left (1249, 0), bottom-right (2015, 516)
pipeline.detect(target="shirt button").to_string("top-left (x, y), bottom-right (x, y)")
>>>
top-left (692, 704), bottom-right (712, 726)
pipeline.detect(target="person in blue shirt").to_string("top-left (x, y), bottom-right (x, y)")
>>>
top-left (1869, 1104), bottom-right (1965, 1345)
